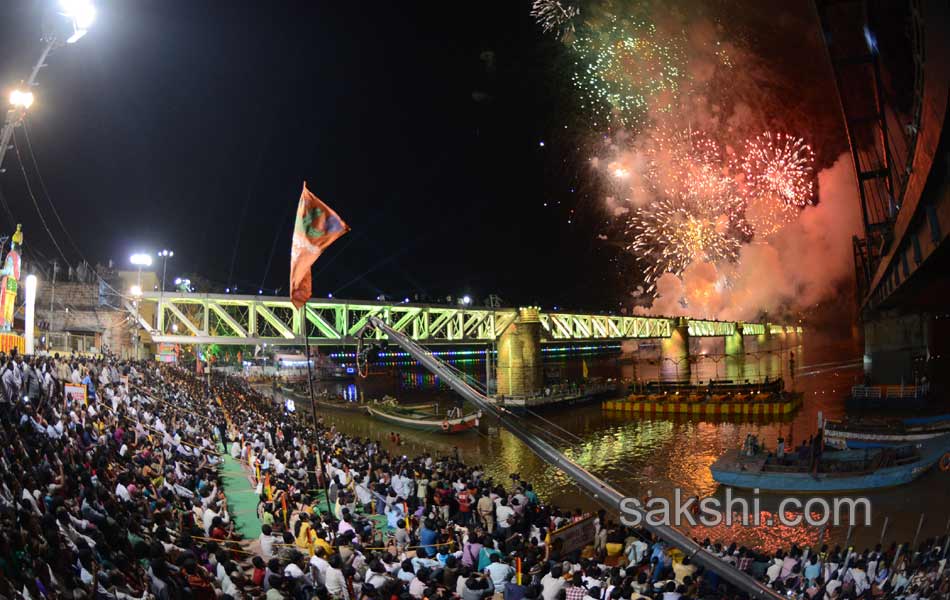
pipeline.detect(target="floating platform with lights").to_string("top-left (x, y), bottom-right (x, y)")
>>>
top-left (602, 394), bottom-right (802, 419)
top-left (602, 379), bottom-right (803, 419)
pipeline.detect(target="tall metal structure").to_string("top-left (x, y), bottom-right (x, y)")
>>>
top-left (816, 0), bottom-right (948, 385)
top-left (815, 0), bottom-right (923, 300)
top-left (816, 0), bottom-right (948, 312)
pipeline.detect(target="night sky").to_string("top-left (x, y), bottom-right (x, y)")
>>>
top-left (0, 1), bottom-right (842, 311)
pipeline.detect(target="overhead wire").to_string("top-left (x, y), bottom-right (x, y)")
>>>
top-left (14, 122), bottom-right (134, 304)
top-left (0, 185), bottom-right (17, 230)
top-left (11, 129), bottom-right (71, 267)
top-left (21, 118), bottom-right (85, 259)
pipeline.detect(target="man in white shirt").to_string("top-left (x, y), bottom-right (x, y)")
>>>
top-left (324, 555), bottom-right (349, 600)
top-left (824, 576), bottom-right (842, 599)
top-left (541, 565), bottom-right (566, 600)
top-left (484, 555), bottom-right (514, 590)
top-left (309, 547), bottom-right (330, 586)
top-left (202, 499), bottom-right (229, 534)
top-left (495, 499), bottom-right (515, 534)
top-left (849, 564), bottom-right (869, 596)
top-left (259, 524), bottom-right (277, 561)
top-left (766, 557), bottom-right (783, 583)
top-left (284, 552), bottom-right (306, 581)
top-left (115, 477), bottom-right (132, 503)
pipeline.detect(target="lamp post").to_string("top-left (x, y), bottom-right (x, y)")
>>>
top-left (157, 249), bottom-right (173, 333)
top-left (130, 283), bottom-right (143, 360)
top-left (0, 0), bottom-right (96, 171)
top-left (157, 249), bottom-right (173, 293)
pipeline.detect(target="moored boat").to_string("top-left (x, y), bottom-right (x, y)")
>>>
top-left (824, 413), bottom-right (950, 448)
top-left (710, 434), bottom-right (950, 492)
top-left (365, 403), bottom-right (481, 434)
top-left (280, 387), bottom-right (438, 414)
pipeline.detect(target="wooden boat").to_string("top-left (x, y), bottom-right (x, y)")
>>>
top-left (365, 403), bottom-right (481, 434)
top-left (710, 434), bottom-right (950, 492)
top-left (824, 414), bottom-right (950, 448)
top-left (281, 387), bottom-right (438, 415)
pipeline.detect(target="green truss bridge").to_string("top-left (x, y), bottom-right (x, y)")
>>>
top-left (128, 291), bottom-right (801, 347)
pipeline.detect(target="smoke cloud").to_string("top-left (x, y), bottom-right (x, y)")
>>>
top-left (634, 154), bottom-right (862, 320)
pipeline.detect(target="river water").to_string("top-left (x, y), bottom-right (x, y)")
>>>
top-left (279, 336), bottom-right (950, 553)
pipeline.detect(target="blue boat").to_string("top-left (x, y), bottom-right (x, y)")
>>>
top-left (710, 434), bottom-right (950, 492)
top-left (824, 413), bottom-right (950, 448)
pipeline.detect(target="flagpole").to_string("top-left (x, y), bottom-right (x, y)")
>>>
top-left (302, 320), bottom-right (333, 516)
top-left (291, 181), bottom-right (349, 519)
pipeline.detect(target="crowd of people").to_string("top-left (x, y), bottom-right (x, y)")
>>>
top-left (0, 348), bottom-right (947, 600)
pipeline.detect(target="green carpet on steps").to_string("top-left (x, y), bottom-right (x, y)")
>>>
top-left (218, 449), bottom-right (393, 539)
top-left (220, 453), bottom-right (262, 538)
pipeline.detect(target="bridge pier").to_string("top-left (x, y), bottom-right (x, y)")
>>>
top-left (723, 324), bottom-right (745, 382)
top-left (496, 307), bottom-right (543, 397)
top-left (661, 318), bottom-right (691, 381)
top-left (725, 324), bottom-right (745, 357)
top-left (756, 325), bottom-right (772, 351)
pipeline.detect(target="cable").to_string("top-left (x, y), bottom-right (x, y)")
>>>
top-left (21, 119), bottom-right (84, 260)
top-left (17, 121), bottom-right (136, 303)
top-left (0, 185), bottom-right (17, 230)
top-left (12, 129), bottom-right (71, 267)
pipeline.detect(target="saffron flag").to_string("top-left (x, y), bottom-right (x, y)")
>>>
top-left (290, 182), bottom-right (350, 308)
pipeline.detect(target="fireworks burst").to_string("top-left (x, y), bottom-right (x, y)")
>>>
top-left (530, 0), bottom-right (580, 35)
top-left (626, 196), bottom-right (742, 290)
top-left (735, 132), bottom-right (815, 237)
top-left (571, 16), bottom-right (685, 129)
top-left (607, 128), bottom-right (815, 287)
top-left (740, 132), bottom-right (816, 207)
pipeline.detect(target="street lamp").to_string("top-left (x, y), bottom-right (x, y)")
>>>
top-left (130, 253), bottom-right (152, 267)
top-left (0, 1), bottom-right (97, 171)
top-left (157, 249), bottom-right (173, 293)
top-left (9, 90), bottom-right (34, 109)
top-left (461, 295), bottom-right (472, 306)
top-left (130, 252), bottom-right (152, 293)
top-left (59, 0), bottom-right (97, 44)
